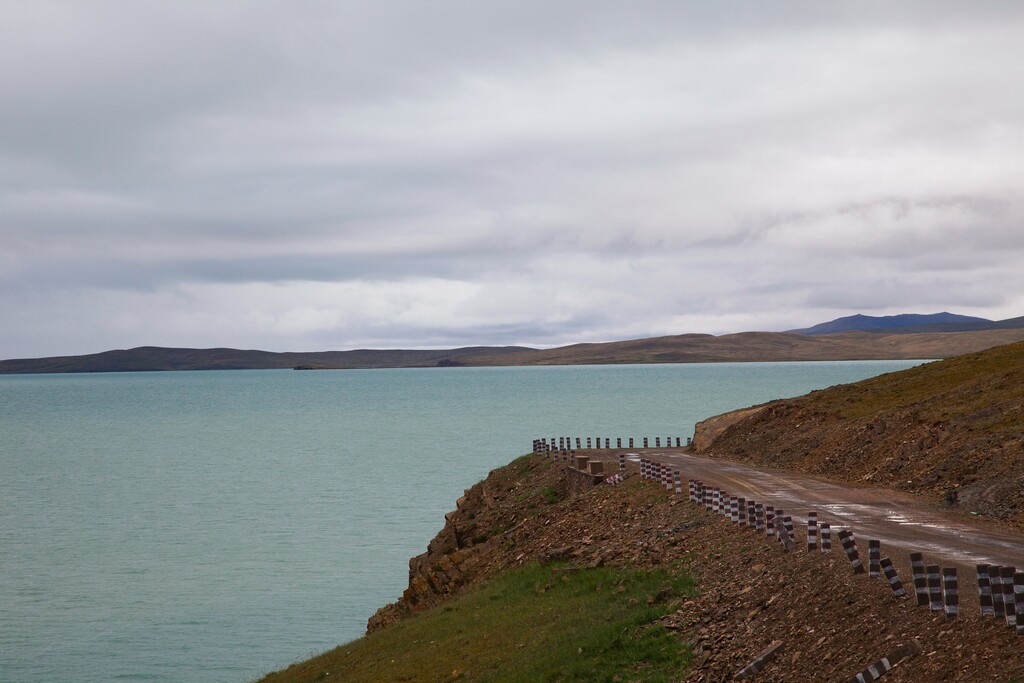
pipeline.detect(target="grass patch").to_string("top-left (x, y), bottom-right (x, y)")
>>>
top-left (542, 485), bottom-right (561, 504)
top-left (260, 563), bottom-right (695, 683)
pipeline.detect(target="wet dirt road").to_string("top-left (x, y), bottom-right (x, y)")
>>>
top-left (622, 449), bottom-right (1024, 570)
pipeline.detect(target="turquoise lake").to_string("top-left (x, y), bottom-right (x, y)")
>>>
top-left (0, 361), bottom-right (926, 682)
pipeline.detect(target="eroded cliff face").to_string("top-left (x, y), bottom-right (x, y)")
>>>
top-left (366, 456), bottom-right (573, 633)
top-left (693, 342), bottom-right (1024, 529)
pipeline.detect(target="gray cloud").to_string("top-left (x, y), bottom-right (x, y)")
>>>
top-left (2, 1), bottom-right (1024, 357)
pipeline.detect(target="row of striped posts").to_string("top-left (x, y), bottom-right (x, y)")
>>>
top-left (531, 442), bottom-right (1024, 636)
top-left (532, 436), bottom-right (689, 453)
top-left (684, 477), bottom-right (1024, 632)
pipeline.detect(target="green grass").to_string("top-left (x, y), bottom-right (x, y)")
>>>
top-left (260, 563), bottom-right (695, 683)
top-left (542, 485), bottom-right (561, 504)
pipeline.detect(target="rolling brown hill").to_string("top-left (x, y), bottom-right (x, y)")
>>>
top-left (459, 328), bottom-right (1024, 365)
top-left (694, 339), bottom-right (1024, 529)
top-left (4, 327), bottom-right (1024, 374)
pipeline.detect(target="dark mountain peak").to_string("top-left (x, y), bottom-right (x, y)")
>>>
top-left (788, 312), bottom-right (992, 336)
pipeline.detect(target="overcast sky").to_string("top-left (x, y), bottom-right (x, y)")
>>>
top-left (2, 1), bottom-right (1024, 358)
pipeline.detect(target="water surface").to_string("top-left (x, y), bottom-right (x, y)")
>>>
top-left (0, 361), bottom-right (925, 681)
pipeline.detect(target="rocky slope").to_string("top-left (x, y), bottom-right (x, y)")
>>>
top-left (267, 453), bottom-right (1024, 682)
top-left (695, 340), bottom-right (1024, 529)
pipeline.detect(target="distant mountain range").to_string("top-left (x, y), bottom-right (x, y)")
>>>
top-left (786, 312), bottom-right (992, 335)
top-left (3, 313), bottom-right (1024, 373)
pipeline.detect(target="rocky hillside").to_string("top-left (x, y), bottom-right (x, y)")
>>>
top-left (262, 454), bottom-right (1024, 682)
top-left (695, 340), bottom-right (1024, 528)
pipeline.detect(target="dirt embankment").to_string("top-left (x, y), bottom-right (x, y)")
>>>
top-left (694, 341), bottom-right (1024, 530)
top-left (347, 455), bottom-right (1024, 683)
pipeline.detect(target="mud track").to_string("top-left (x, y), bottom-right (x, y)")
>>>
top-left (633, 449), bottom-right (1024, 570)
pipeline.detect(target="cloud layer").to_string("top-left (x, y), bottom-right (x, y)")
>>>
top-left (2, 1), bottom-right (1024, 357)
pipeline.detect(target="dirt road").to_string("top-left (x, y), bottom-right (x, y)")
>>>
top-left (623, 449), bottom-right (1024, 570)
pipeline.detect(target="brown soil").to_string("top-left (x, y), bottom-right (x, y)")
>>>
top-left (358, 454), bottom-right (1024, 682)
top-left (694, 341), bottom-right (1024, 531)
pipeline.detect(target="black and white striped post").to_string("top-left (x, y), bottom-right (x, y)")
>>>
top-left (629, 437), bottom-right (634, 448)
top-left (605, 438), bottom-right (610, 448)
top-left (820, 523), bottom-right (831, 552)
top-left (910, 553), bottom-right (928, 607)
top-left (730, 496), bottom-right (739, 523)
top-left (732, 641), bottom-right (784, 681)
top-left (663, 465), bottom-right (673, 492)
top-left (765, 506), bottom-right (776, 539)
top-left (746, 500), bottom-right (756, 529)
top-left (942, 567), bottom-right (958, 618)
top-left (774, 509), bottom-right (785, 543)
top-left (926, 565), bottom-right (943, 612)
top-left (738, 497), bottom-right (747, 525)
top-left (673, 471), bottom-right (682, 494)
top-left (868, 540), bottom-right (881, 578)
top-left (880, 557), bottom-right (906, 598)
top-left (847, 641), bottom-right (922, 683)
top-left (993, 566), bottom-right (1007, 619)
top-left (617, 437), bottom-right (622, 448)
top-left (783, 515), bottom-right (793, 543)
top-left (1003, 566), bottom-right (1018, 627)
top-left (655, 437), bottom-right (661, 447)
top-left (978, 565), bottom-right (994, 617)
top-left (807, 511), bottom-right (818, 551)
top-left (774, 515), bottom-right (794, 551)
top-left (586, 437), bottom-right (592, 448)
top-left (575, 437), bottom-right (581, 449)
top-left (838, 530), bottom-right (865, 574)
top-left (755, 504), bottom-right (765, 533)
top-left (643, 437), bottom-right (649, 448)
top-left (619, 453), bottom-right (626, 472)
top-left (1015, 572), bottom-right (1024, 636)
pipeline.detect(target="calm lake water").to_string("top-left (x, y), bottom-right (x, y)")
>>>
top-left (0, 361), bottom-right (925, 682)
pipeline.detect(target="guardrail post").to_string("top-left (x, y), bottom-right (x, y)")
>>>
top-left (869, 540), bottom-right (881, 578)
top-left (807, 511), bottom-right (818, 551)
top-left (942, 567), bottom-right (958, 618)
top-left (880, 557), bottom-right (906, 598)
top-left (926, 565), bottom-right (943, 612)
top-left (977, 565), bottom-right (994, 617)
top-left (910, 553), bottom-right (928, 606)
top-left (1003, 566), bottom-right (1018, 627)
top-left (820, 523), bottom-right (831, 552)
top-left (1015, 572), bottom-right (1024, 635)
top-left (774, 516), bottom-right (794, 551)
top-left (838, 530), bottom-right (865, 574)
